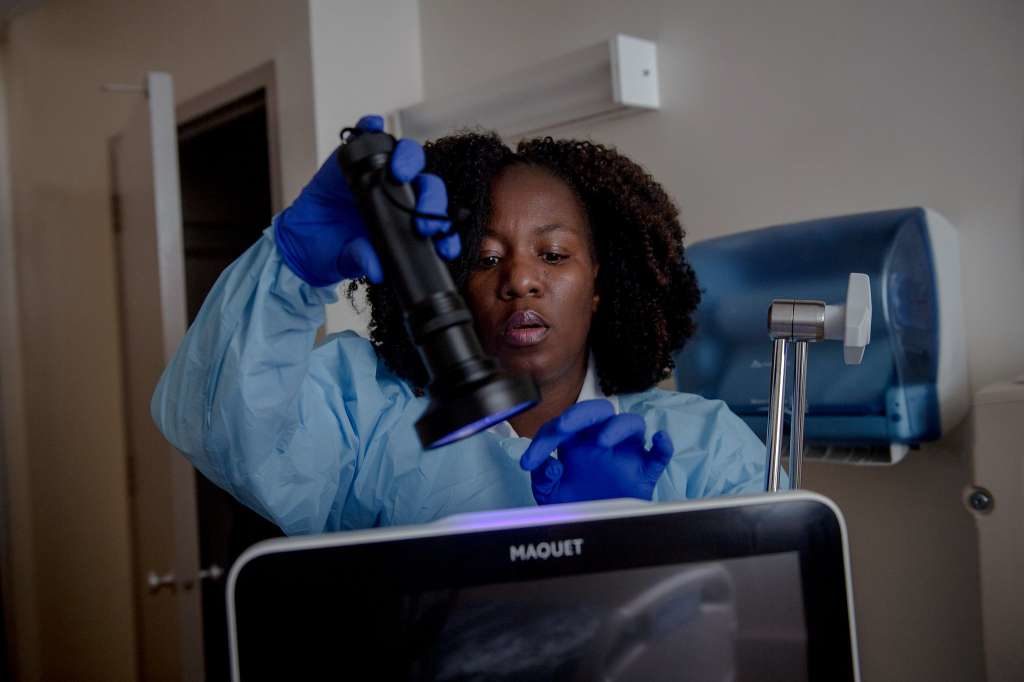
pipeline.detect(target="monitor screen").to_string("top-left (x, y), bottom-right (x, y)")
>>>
top-left (404, 552), bottom-right (806, 681)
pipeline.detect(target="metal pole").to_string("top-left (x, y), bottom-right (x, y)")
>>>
top-left (789, 340), bottom-right (809, 489)
top-left (764, 338), bottom-right (788, 492)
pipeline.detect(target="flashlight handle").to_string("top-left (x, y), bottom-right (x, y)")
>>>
top-left (337, 131), bottom-right (496, 391)
top-left (337, 133), bottom-right (455, 305)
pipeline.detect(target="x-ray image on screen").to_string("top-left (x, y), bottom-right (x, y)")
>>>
top-left (397, 552), bottom-right (807, 682)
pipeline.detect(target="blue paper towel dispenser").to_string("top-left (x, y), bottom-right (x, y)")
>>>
top-left (674, 207), bottom-right (969, 463)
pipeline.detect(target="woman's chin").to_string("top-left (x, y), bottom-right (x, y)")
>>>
top-left (495, 349), bottom-right (546, 379)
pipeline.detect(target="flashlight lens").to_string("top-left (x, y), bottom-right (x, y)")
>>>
top-left (427, 400), bottom-right (537, 448)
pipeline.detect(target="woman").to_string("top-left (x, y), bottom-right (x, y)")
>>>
top-left (151, 116), bottom-right (767, 536)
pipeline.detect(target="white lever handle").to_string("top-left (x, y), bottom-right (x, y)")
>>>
top-left (824, 273), bottom-right (872, 364)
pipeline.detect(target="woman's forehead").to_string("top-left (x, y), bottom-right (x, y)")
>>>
top-left (487, 165), bottom-right (590, 239)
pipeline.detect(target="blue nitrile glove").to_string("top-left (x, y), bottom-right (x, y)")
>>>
top-left (275, 114), bottom-right (460, 287)
top-left (519, 399), bottom-right (675, 505)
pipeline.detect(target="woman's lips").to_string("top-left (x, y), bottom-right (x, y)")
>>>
top-left (501, 310), bottom-right (550, 348)
top-left (503, 326), bottom-right (549, 347)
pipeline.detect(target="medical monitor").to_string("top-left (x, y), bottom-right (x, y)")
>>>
top-left (228, 492), bottom-right (859, 681)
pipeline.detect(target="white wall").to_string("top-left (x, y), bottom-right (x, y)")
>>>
top-left (309, 0), bottom-right (423, 162)
top-left (420, 0), bottom-right (1024, 389)
top-left (309, 0), bottom-right (424, 337)
top-left (419, 1), bottom-right (1023, 680)
top-left (1, 1), bottom-right (316, 678)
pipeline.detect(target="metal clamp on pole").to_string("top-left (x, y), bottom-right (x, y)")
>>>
top-left (764, 274), bottom-right (872, 492)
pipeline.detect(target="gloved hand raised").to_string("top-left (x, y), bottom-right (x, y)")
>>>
top-left (275, 114), bottom-right (459, 287)
top-left (519, 400), bottom-right (675, 505)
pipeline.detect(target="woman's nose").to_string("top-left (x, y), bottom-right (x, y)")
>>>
top-left (499, 256), bottom-right (542, 299)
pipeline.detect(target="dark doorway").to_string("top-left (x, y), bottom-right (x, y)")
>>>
top-left (177, 88), bottom-right (283, 681)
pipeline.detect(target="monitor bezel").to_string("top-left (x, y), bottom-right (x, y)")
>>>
top-left (228, 491), bottom-right (859, 681)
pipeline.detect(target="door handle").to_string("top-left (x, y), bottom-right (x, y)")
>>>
top-left (146, 564), bottom-right (224, 594)
top-left (146, 571), bottom-right (177, 594)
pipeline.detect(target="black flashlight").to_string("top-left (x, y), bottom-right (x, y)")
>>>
top-left (337, 129), bottom-right (538, 448)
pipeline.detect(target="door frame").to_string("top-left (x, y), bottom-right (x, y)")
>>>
top-left (0, 47), bottom-right (36, 682)
top-left (177, 61), bottom-right (284, 214)
top-left (112, 70), bottom-right (199, 680)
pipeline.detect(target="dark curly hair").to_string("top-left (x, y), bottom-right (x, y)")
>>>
top-left (346, 131), bottom-right (701, 395)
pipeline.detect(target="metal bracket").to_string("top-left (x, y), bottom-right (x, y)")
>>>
top-left (764, 275), bottom-right (872, 492)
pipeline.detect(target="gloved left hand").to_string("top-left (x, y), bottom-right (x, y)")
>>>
top-left (519, 400), bottom-right (675, 505)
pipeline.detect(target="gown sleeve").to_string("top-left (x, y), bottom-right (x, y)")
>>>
top-left (150, 219), bottom-right (418, 535)
top-left (625, 390), bottom-right (777, 501)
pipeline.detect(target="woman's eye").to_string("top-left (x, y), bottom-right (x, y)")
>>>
top-left (476, 255), bottom-right (500, 269)
top-left (542, 252), bottom-right (568, 264)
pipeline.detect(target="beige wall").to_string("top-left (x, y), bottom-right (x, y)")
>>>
top-left (309, 0), bottom-right (424, 336)
top-left (1, 0), bottom-right (316, 678)
top-left (418, 1), bottom-right (1023, 680)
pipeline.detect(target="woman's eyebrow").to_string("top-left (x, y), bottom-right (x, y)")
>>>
top-left (534, 223), bottom-right (578, 235)
top-left (481, 223), bottom-right (582, 239)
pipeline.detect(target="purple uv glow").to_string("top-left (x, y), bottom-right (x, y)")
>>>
top-left (443, 506), bottom-right (587, 532)
top-left (428, 400), bottom-right (536, 448)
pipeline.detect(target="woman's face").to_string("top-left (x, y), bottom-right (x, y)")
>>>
top-left (465, 164), bottom-right (599, 391)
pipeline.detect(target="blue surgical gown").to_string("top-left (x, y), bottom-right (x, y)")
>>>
top-left (151, 223), bottom-right (769, 536)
